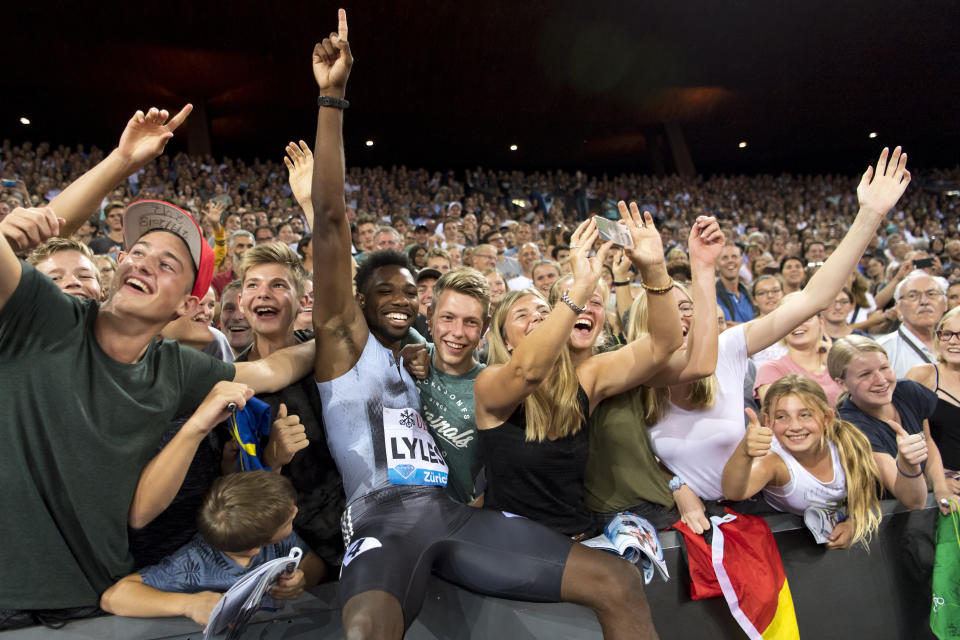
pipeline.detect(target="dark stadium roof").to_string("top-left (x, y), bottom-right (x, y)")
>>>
top-left (3, 0), bottom-right (959, 174)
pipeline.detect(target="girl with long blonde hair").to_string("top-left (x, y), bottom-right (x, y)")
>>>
top-left (722, 375), bottom-right (881, 549)
top-left (474, 203), bottom-right (683, 538)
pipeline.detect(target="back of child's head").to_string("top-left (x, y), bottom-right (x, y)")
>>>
top-left (197, 470), bottom-right (297, 553)
top-left (762, 374), bottom-right (881, 548)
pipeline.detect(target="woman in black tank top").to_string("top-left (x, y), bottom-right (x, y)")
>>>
top-left (473, 207), bottom-right (683, 538)
top-left (906, 307), bottom-right (960, 481)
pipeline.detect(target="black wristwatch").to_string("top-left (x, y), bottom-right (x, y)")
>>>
top-left (318, 95), bottom-right (350, 109)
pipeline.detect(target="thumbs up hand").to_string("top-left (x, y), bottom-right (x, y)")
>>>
top-left (744, 408), bottom-right (773, 458)
top-left (890, 420), bottom-right (927, 469)
top-left (264, 403), bottom-right (309, 470)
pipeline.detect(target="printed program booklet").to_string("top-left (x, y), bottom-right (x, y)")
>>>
top-left (203, 547), bottom-right (303, 639)
top-left (581, 513), bottom-right (669, 584)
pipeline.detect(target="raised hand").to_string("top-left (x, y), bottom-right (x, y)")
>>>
top-left (743, 408), bottom-right (773, 457)
top-left (0, 206), bottom-right (64, 252)
top-left (617, 201), bottom-right (665, 270)
top-left (688, 216), bottom-right (724, 268)
top-left (284, 140), bottom-right (314, 208)
top-left (116, 105), bottom-right (192, 168)
top-left (203, 200), bottom-right (227, 229)
top-left (568, 218), bottom-right (613, 291)
top-left (264, 403), bottom-right (309, 469)
top-left (891, 420), bottom-right (927, 468)
top-left (611, 249), bottom-right (632, 283)
top-left (312, 9), bottom-right (353, 95)
top-left (857, 146), bottom-right (911, 217)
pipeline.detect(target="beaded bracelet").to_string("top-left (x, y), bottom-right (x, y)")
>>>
top-left (641, 280), bottom-right (675, 295)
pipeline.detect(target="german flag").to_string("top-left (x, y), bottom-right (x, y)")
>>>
top-left (675, 510), bottom-right (800, 639)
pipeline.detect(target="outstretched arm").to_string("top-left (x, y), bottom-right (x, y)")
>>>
top-left (576, 202), bottom-right (683, 409)
top-left (100, 573), bottom-right (222, 626)
top-left (310, 9), bottom-right (366, 382)
top-left (743, 147), bottom-right (910, 356)
top-left (648, 216), bottom-right (724, 386)
top-left (50, 106), bottom-right (192, 237)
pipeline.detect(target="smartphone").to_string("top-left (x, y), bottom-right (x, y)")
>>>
top-left (594, 216), bottom-right (634, 248)
top-left (1, 179), bottom-right (18, 188)
top-left (914, 257), bottom-right (935, 269)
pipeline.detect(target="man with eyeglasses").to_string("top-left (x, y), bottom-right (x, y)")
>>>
top-left (480, 229), bottom-right (521, 279)
top-left (878, 271), bottom-right (949, 376)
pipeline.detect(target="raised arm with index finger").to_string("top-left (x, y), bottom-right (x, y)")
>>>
top-left (310, 8), bottom-right (365, 383)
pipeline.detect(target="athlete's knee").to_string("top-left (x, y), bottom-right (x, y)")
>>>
top-left (343, 611), bottom-right (393, 640)
top-left (342, 593), bottom-right (403, 640)
top-left (591, 558), bottom-right (648, 611)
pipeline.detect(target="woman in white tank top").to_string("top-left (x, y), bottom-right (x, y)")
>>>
top-left (721, 375), bottom-right (882, 549)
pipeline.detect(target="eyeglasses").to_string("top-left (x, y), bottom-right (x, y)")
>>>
top-left (899, 290), bottom-right (945, 303)
top-left (936, 330), bottom-right (960, 343)
top-left (754, 288), bottom-right (782, 297)
top-left (831, 298), bottom-right (852, 307)
top-left (678, 303), bottom-right (694, 316)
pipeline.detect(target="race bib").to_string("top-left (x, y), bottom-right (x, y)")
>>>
top-left (383, 407), bottom-right (448, 487)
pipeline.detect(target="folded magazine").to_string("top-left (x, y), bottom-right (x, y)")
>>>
top-left (581, 513), bottom-right (668, 584)
top-left (203, 547), bottom-right (303, 639)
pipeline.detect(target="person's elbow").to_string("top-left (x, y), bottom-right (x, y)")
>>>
top-left (127, 503), bottom-right (154, 531)
top-left (680, 354), bottom-right (719, 381)
top-left (900, 492), bottom-right (929, 511)
top-left (100, 577), bottom-right (135, 614)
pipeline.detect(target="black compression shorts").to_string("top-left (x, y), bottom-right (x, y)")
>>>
top-left (338, 484), bottom-right (574, 626)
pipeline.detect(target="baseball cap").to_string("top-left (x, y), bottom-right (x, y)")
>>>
top-left (415, 267), bottom-right (442, 284)
top-left (122, 200), bottom-right (214, 299)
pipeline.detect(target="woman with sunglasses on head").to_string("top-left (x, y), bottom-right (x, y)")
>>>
top-left (475, 203), bottom-right (682, 539)
top-left (906, 307), bottom-right (960, 499)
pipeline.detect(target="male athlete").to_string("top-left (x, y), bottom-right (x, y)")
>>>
top-left (310, 10), bottom-right (658, 639)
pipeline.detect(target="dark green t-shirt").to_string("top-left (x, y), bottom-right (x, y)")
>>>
top-left (415, 344), bottom-right (484, 504)
top-left (583, 386), bottom-right (674, 513)
top-left (0, 262), bottom-right (235, 608)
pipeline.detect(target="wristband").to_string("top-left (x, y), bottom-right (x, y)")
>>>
top-left (318, 95), bottom-right (350, 109)
top-left (641, 280), bottom-right (674, 295)
top-left (613, 280), bottom-right (631, 287)
top-left (896, 459), bottom-right (924, 478)
top-left (560, 291), bottom-right (586, 315)
top-left (668, 475), bottom-right (686, 492)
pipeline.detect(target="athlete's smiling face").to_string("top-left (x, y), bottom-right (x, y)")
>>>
top-left (360, 264), bottom-right (419, 342)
